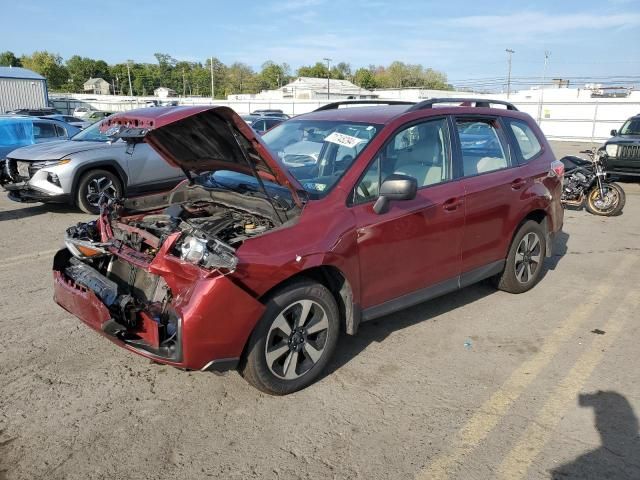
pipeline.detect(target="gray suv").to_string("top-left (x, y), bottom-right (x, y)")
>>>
top-left (1, 121), bottom-right (184, 213)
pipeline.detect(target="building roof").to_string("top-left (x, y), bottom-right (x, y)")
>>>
top-left (283, 77), bottom-right (374, 95)
top-left (0, 66), bottom-right (45, 80)
top-left (84, 77), bottom-right (109, 87)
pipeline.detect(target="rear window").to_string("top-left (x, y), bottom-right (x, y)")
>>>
top-left (0, 119), bottom-right (33, 147)
top-left (508, 120), bottom-right (542, 161)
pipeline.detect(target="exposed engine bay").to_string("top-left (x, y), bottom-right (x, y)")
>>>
top-left (60, 189), bottom-right (279, 360)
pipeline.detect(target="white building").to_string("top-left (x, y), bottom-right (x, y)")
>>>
top-left (83, 78), bottom-right (111, 95)
top-left (154, 87), bottom-right (177, 98)
top-left (228, 76), bottom-right (378, 101)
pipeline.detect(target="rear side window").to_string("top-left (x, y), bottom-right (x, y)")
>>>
top-left (33, 122), bottom-right (57, 139)
top-left (455, 119), bottom-right (509, 176)
top-left (509, 120), bottom-right (542, 162)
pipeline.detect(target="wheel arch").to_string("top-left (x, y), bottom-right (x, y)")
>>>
top-left (509, 209), bottom-right (551, 258)
top-left (257, 265), bottom-right (359, 336)
top-left (71, 161), bottom-right (128, 205)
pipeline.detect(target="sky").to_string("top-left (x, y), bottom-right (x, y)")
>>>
top-left (3, 0), bottom-right (639, 88)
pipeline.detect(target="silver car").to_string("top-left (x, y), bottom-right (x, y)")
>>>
top-left (1, 121), bottom-right (184, 213)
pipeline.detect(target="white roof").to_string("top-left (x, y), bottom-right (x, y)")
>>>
top-left (283, 77), bottom-right (374, 95)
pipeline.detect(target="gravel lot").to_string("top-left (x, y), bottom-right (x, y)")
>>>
top-left (1, 141), bottom-right (639, 480)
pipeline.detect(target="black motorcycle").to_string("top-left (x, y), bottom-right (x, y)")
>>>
top-left (560, 149), bottom-right (626, 216)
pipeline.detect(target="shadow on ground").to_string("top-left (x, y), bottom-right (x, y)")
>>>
top-left (0, 203), bottom-right (79, 222)
top-left (325, 230), bottom-right (570, 375)
top-left (550, 391), bottom-right (640, 479)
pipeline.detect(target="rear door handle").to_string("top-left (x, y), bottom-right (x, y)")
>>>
top-left (511, 178), bottom-right (527, 190)
top-left (443, 197), bottom-right (463, 212)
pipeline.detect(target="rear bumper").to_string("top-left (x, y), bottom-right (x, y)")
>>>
top-left (52, 248), bottom-right (265, 371)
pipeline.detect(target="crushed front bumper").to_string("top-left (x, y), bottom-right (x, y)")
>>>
top-left (52, 248), bottom-right (266, 372)
top-left (5, 182), bottom-right (70, 203)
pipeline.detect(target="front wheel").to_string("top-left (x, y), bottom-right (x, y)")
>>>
top-left (76, 169), bottom-right (122, 214)
top-left (585, 182), bottom-right (625, 216)
top-left (240, 280), bottom-right (340, 395)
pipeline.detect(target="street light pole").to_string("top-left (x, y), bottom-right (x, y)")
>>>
top-left (537, 50), bottom-right (551, 123)
top-left (214, 57), bottom-right (216, 99)
top-left (323, 57), bottom-right (332, 100)
top-left (126, 60), bottom-right (133, 97)
top-left (505, 48), bottom-right (515, 99)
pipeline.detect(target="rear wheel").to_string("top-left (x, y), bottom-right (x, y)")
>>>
top-left (240, 279), bottom-right (340, 395)
top-left (585, 182), bottom-right (625, 216)
top-left (76, 169), bottom-right (122, 214)
top-left (494, 220), bottom-right (546, 294)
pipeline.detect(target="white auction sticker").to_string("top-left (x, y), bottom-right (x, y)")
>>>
top-left (324, 132), bottom-right (364, 148)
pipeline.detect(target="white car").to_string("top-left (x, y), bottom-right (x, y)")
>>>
top-left (73, 107), bottom-right (94, 119)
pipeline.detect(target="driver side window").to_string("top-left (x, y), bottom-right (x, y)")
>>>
top-left (353, 118), bottom-right (451, 204)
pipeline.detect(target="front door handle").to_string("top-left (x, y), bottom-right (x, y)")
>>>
top-left (443, 197), bottom-right (463, 212)
top-left (511, 178), bottom-right (527, 190)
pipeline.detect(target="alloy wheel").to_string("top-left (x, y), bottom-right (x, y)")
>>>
top-left (514, 232), bottom-right (542, 284)
top-left (590, 187), bottom-right (619, 213)
top-left (85, 176), bottom-right (118, 207)
top-left (264, 299), bottom-right (330, 380)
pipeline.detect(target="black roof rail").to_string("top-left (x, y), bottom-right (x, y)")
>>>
top-left (407, 97), bottom-right (519, 112)
top-left (314, 100), bottom-right (415, 111)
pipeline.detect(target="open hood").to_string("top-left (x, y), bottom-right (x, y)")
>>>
top-left (100, 106), bottom-right (303, 206)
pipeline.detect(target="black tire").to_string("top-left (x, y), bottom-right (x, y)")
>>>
top-left (240, 279), bottom-right (340, 395)
top-left (76, 169), bottom-right (122, 214)
top-left (585, 182), bottom-right (625, 216)
top-left (494, 220), bottom-right (547, 294)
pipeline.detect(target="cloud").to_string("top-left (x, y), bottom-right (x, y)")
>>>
top-left (442, 12), bottom-right (640, 35)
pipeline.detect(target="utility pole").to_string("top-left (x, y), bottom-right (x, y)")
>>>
top-left (323, 57), bottom-right (332, 99)
top-left (210, 56), bottom-right (215, 100)
top-left (537, 50), bottom-right (551, 123)
top-left (126, 60), bottom-right (133, 97)
top-left (505, 48), bottom-right (515, 98)
top-left (182, 68), bottom-right (186, 97)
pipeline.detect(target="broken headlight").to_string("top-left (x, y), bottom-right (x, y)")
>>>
top-left (179, 235), bottom-right (237, 271)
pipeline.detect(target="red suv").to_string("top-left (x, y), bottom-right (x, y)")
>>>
top-left (53, 99), bottom-right (564, 394)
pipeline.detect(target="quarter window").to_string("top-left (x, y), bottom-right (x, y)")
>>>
top-left (509, 120), bottom-right (542, 161)
top-left (456, 119), bottom-right (509, 176)
top-left (354, 118), bottom-right (451, 203)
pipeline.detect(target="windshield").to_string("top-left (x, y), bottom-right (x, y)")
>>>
top-left (262, 120), bottom-right (381, 197)
top-left (71, 121), bottom-right (110, 142)
top-left (619, 119), bottom-right (640, 136)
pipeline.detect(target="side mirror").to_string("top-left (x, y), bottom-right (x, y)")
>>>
top-left (610, 129), bottom-right (617, 137)
top-left (373, 174), bottom-right (418, 214)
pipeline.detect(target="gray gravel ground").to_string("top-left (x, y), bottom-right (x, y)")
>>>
top-left (1, 141), bottom-right (639, 480)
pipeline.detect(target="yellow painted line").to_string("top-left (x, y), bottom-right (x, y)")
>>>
top-left (0, 248), bottom-right (60, 268)
top-left (415, 255), bottom-right (638, 480)
top-left (495, 290), bottom-right (639, 479)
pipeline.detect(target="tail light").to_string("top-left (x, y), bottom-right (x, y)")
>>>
top-left (548, 160), bottom-right (565, 178)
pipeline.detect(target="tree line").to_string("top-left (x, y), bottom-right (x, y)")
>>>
top-left (0, 51), bottom-right (451, 97)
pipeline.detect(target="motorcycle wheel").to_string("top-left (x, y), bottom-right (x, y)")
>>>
top-left (585, 182), bottom-right (626, 216)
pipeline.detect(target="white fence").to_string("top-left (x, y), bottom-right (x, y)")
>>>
top-left (50, 94), bottom-right (639, 143)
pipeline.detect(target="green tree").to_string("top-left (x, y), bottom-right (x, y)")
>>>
top-left (0, 51), bottom-right (21, 67)
top-left (259, 61), bottom-right (288, 90)
top-left (332, 62), bottom-right (351, 80)
top-left (353, 67), bottom-right (377, 89)
top-left (20, 51), bottom-right (69, 90)
top-left (297, 62), bottom-right (329, 78)
top-left (66, 55), bottom-right (110, 92)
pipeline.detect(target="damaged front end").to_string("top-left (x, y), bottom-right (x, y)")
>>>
top-left (53, 189), bottom-right (274, 370)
